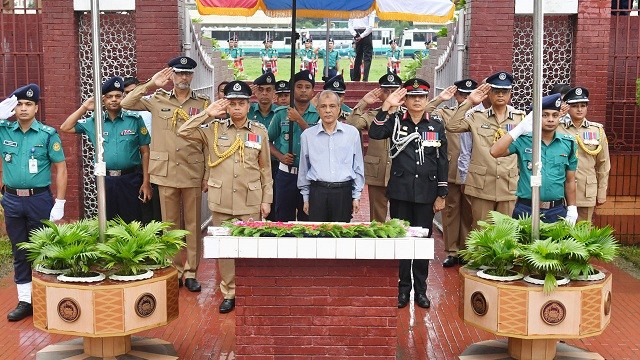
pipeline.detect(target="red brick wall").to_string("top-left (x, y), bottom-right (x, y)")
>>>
top-left (135, 0), bottom-right (182, 80)
top-left (467, 0), bottom-right (515, 80)
top-left (41, 1), bottom-right (82, 219)
top-left (572, 0), bottom-right (611, 121)
top-left (235, 258), bottom-right (398, 359)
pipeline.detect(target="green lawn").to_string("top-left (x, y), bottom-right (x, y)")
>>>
top-left (230, 57), bottom-right (409, 83)
top-left (619, 245), bottom-right (640, 269)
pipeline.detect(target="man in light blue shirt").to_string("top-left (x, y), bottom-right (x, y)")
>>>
top-left (298, 90), bottom-right (364, 222)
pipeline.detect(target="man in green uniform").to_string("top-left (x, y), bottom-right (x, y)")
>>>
top-left (299, 38), bottom-right (317, 78)
top-left (259, 39), bottom-right (278, 74)
top-left (348, 41), bottom-right (358, 81)
top-left (227, 36), bottom-right (244, 73)
top-left (321, 75), bottom-right (351, 121)
top-left (178, 80), bottom-right (272, 314)
top-left (490, 93), bottom-right (578, 224)
top-left (268, 70), bottom-right (319, 221)
top-left (60, 76), bottom-right (152, 223)
top-left (0, 84), bottom-right (67, 321)
top-left (386, 39), bottom-right (402, 75)
top-left (316, 38), bottom-right (341, 80)
top-left (248, 72), bottom-right (277, 128)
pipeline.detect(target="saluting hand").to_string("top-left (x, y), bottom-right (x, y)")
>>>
top-left (81, 97), bottom-right (95, 112)
top-left (151, 68), bottom-right (174, 88)
top-left (361, 88), bottom-right (382, 105)
top-left (467, 83), bottom-right (491, 106)
top-left (559, 103), bottom-right (570, 118)
top-left (206, 99), bottom-right (230, 118)
top-left (438, 86), bottom-right (457, 102)
top-left (381, 87), bottom-right (406, 112)
top-left (0, 95), bottom-right (18, 119)
top-left (249, 84), bottom-right (258, 95)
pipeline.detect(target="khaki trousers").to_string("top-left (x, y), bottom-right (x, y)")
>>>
top-left (577, 206), bottom-right (595, 223)
top-left (469, 196), bottom-right (515, 230)
top-left (212, 211), bottom-right (260, 299)
top-left (158, 186), bottom-right (202, 280)
top-left (368, 184), bottom-right (389, 222)
top-left (443, 183), bottom-right (472, 255)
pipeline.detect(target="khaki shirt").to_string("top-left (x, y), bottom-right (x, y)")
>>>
top-left (433, 107), bottom-right (463, 184)
top-left (446, 102), bottom-right (526, 202)
top-left (557, 117), bottom-right (610, 206)
top-left (346, 103), bottom-right (391, 187)
top-left (120, 81), bottom-right (209, 188)
top-left (178, 115), bottom-right (273, 216)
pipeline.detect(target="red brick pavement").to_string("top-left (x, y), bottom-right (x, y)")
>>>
top-left (1, 186), bottom-right (639, 359)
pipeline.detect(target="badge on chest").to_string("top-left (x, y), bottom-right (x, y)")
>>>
top-left (245, 133), bottom-right (262, 149)
top-left (421, 131), bottom-right (441, 147)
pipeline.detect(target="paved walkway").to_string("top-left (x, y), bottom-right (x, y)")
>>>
top-left (1, 191), bottom-right (639, 359)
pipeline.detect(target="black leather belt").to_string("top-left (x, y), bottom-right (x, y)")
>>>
top-left (517, 197), bottom-right (564, 210)
top-left (3, 186), bottom-right (50, 197)
top-left (107, 166), bottom-right (140, 177)
top-left (311, 180), bottom-right (353, 189)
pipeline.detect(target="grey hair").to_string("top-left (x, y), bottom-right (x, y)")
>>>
top-left (318, 90), bottom-right (341, 105)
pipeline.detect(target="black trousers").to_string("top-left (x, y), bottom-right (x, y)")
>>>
top-left (274, 169), bottom-right (309, 221)
top-left (353, 33), bottom-right (373, 81)
top-left (390, 199), bottom-right (435, 296)
top-left (308, 183), bottom-right (353, 222)
top-left (141, 183), bottom-right (162, 224)
top-left (105, 172), bottom-right (143, 223)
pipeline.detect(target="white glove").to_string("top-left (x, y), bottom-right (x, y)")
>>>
top-left (565, 205), bottom-right (578, 226)
top-left (0, 96), bottom-right (18, 119)
top-left (508, 112), bottom-right (533, 140)
top-left (49, 199), bottom-right (66, 221)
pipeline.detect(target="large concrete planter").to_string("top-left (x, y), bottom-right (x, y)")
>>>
top-left (32, 267), bottom-right (180, 359)
top-left (459, 266), bottom-right (612, 360)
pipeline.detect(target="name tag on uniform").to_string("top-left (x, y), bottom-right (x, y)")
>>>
top-left (161, 108), bottom-right (171, 112)
top-left (525, 148), bottom-right (532, 153)
top-left (3, 140), bottom-right (17, 147)
top-left (29, 158), bottom-right (38, 173)
top-left (481, 124), bottom-right (491, 129)
top-left (120, 129), bottom-right (136, 136)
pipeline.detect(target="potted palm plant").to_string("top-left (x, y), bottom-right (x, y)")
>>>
top-left (566, 221), bottom-right (618, 281)
top-left (98, 219), bottom-right (187, 281)
top-left (19, 219), bottom-right (104, 282)
top-left (458, 211), bottom-right (525, 281)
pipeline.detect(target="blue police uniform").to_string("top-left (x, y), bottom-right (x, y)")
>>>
top-left (0, 83), bottom-right (66, 321)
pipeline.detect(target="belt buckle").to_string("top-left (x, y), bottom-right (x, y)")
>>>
top-left (108, 170), bottom-right (122, 176)
top-left (540, 201), bottom-right (551, 209)
top-left (16, 189), bottom-right (30, 197)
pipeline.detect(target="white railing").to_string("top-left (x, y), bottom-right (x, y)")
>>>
top-left (433, 9), bottom-right (466, 105)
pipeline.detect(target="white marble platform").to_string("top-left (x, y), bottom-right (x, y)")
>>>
top-left (203, 235), bottom-right (434, 260)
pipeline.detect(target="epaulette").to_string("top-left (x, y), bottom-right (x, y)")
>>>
top-left (589, 121), bottom-right (603, 128)
top-left (561, 133), bottom-right (576, 141)
top-left (250, 120), bottom-right (267, 131)
top-left (0, 119), bottom-right (12, 127)
top-left (122, 109), bottom-right (142, 119)
top-left (195, 93), bottom-right (210, 101)
top-left (154, 88), bottom-right (171, 96)
top-left (41, 124), bottom-right (58, 135)
top-left (512, 108), bottom-right (526, 115)
top-left (430, 115), bottom-right (443, 124)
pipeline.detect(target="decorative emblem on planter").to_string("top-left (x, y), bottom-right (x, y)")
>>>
top-left (57, 298), bottom-right (81, 323)
top-left (471, 291), bottom-right (488, 316)
top-left (136, 293), bottom-right (157, 318)
top-left (604, 291), bottom-right (612, 316)
top-left (541, 300), bottom-right (566, 325)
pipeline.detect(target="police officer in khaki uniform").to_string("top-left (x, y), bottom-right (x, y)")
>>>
top-left (446, 72), bottom-right (526, 229)
top-left (428, 79), bottom-right (476, 267)
top-left (558, 87), bottom-right (611, 222)
top-left (121, 56), bottom-right (209, 292)
top-left (178, 80), bottom-right (272, 314)
top-left (346, 73), bottom-right (402, 221)
top-left (0, 84), bottom-right (67, 321)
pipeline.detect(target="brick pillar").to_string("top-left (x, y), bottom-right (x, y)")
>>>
top-left (41, 1), bottom-right (82, 220)
top-left (235, 259), bottom-right (398, 359)
top-left (467, 0), bottom-right (516, 80)
top-left (572, 0), bottom-right (611, 122)
top-left (135, 0), bottom-right (181, 80)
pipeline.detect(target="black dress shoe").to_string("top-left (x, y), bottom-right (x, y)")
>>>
top-left (415, 294), bottom-right (431, 309)
top-left (184, 278), bottom-right (201, 292)
top-left (398, 293), bottom-right (409, 308)
top-left (7, 301), bottom-right (33, 322)
top-left (219, 299), bottom-right (235, 313)
top-left (442, 255), bottom-right (460, 268)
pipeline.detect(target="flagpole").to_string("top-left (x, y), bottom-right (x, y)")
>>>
top-left (90, 0), bottom-right (107, 240)
top-left (288, 0), bottom-right (297, 162)
top-left (531, 0), bottom-right (544, 240)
